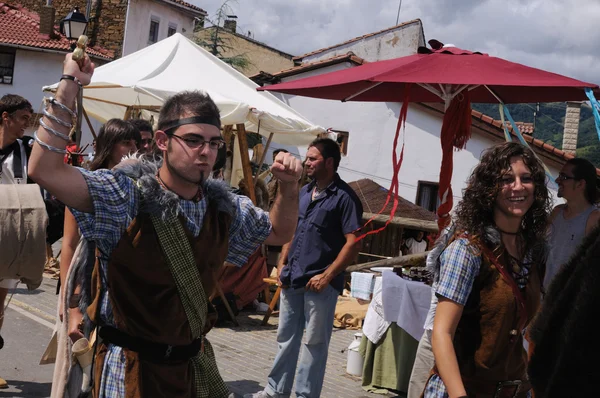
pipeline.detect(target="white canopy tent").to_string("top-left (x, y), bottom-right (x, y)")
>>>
top-left (43, 33), bottom-right (325, 146)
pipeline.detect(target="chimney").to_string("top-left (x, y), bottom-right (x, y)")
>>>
top-left (223, 15), bottom-right (237, 33)
top-left (562, 101), bottom-right (582, 155)
top-left (38, 4), bottom-right (56, 40)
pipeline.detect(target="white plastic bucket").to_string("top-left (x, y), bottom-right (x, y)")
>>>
top-left (346, 332), bottom-right (364, 376)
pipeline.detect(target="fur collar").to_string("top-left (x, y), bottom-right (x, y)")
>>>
top-left (112, 155), bottom-right (235, 221)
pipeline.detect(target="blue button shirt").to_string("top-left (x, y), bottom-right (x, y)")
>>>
top-left (280, 174), bottom-right (363, 293)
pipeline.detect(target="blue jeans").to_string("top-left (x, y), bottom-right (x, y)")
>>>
top-left (265, 284), bottom-right (339, 398)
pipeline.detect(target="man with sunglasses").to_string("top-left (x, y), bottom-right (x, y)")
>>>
top-left (545, 158), bottom-right (600, 288)
top-left (0, 94), bottom-right (33, 389)
top-left (29, 53), bottom-right (303, 397)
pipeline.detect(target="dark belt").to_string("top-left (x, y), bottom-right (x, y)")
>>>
top-left (463, 377), bottom-right (532, 398)
top-left (98, 326), bottom-right (203, 362)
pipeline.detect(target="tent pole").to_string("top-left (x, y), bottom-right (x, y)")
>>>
top-left (83, 108), bottom-right (97, 140)
top-left (254, 132), bottom-right (273, 187)
top-left (222, 125), bottom-right (234, 184)
top-left (236, 124), bottom-right (257, 204)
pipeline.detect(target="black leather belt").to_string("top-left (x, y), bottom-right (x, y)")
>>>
top-left (98, 326), bottom-right (203, 362)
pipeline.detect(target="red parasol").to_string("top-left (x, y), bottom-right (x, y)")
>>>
top-left (259, 40), bottom-right (599, 233)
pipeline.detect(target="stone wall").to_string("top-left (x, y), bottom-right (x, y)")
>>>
top-left (562, 101), bottom-right (581, 155)
top-left (18, 0), bottom-right (127, 57)
top-left (195, 28), bottom-right (294, 76)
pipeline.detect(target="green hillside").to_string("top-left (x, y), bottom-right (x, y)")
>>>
top-left (472, 103), bottom-right (599, 166)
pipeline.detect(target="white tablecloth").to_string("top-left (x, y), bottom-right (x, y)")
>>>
top-left (381, 271), bottom-right (432, 341)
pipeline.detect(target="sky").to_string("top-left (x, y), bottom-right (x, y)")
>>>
top-left (192, 0), bottom-right (600, 85)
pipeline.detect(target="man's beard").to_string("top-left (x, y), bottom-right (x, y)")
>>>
top-left (164, 151), bottom-right (206, 187)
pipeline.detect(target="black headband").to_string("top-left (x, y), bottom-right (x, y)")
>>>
top-left (161, 116), bottom-right (221, 134)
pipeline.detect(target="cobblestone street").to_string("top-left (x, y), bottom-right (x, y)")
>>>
top-left (1, 276), bottom-right (397, 398)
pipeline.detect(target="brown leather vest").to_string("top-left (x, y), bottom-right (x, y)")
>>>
top-left (88, 204), bottom-right (231, 398)
top-left (454, 251), bottom-right (541, 393)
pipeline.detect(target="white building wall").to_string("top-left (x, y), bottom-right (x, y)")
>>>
top-left (0, 49), bottom-right (102, 151)
top-left (123, 0), bottom-right (197, 56)
top-left (266, 64), bottom-right (562, 208)
top-left (302, 22), bottom-right (425, 63)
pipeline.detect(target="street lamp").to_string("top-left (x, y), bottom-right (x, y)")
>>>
top-left (60, 7), bottom-right (88, 47)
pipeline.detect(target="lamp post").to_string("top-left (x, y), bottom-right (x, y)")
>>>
top-left (60, 7), bottom-right (88, 50)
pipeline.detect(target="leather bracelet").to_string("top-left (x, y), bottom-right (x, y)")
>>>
top-left (60, 74), bottom-right (82, 87)
top-left (69, 293), bottom-right (81, 309)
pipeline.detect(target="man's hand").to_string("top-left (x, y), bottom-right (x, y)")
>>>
top-left (270, 152), bottom-right (302, 183)
top-left (63, 53), bottom-right (95, 86)
top-left (305, 273), bottom-right (332, 293)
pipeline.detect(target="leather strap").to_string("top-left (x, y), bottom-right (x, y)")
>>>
top-left (480, 245), bottom-right (528, 340)
top-left (151, 215), bottom-right (229, 398)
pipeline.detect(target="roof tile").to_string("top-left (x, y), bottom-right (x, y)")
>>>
top-left (0, 3), bottom-right (114, 60)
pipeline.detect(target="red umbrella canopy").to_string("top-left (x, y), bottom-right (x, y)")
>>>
top-left (258, 43), bottom-right (598, 103)
top-left (259, 40), bottom-right (599, 233)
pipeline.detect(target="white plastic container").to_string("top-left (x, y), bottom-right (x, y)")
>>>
top-left (346, 332), bottom-right (364, 376)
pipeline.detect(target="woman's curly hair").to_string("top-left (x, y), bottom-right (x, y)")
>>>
top-left (453, 142), bottom-right (552, 253)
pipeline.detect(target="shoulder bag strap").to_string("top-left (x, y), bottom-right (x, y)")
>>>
top-left (150, 214), bottom-right (229, 398)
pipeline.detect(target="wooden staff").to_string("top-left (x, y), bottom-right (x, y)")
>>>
top-left (71, 35), bottom-right (88, 147)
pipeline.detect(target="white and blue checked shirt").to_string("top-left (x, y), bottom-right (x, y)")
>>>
top-left (70, 169), bottom-right (272, 397)
top-left (424, 238), bottom-right (532, 398)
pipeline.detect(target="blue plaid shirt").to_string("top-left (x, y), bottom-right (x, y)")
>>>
top-left (70, 168), bottom-right (272, 397)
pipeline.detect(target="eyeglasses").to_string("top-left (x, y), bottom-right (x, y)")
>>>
top-left (556, 174), bottom-right (577, 182)
top-left (170, 134), bottom-right (225, 150)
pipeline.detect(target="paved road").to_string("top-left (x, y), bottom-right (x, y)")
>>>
top-left (0, 277), bottom-right (396, 398)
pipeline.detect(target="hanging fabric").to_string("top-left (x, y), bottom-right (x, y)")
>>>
top-left (584, 88), bottom-right (600, 142)
top-left (354, 85), bottom-right (410, 242)
top-left (436, 90), bottom-right (472, 231)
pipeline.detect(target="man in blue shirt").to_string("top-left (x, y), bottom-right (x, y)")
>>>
top-left (246, 138), bottom-right (363, 398)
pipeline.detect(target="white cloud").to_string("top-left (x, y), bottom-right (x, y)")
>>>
top-left (193, 0), bottom-right (600, 84)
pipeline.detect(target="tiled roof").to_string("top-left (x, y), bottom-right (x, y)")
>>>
top-left (0, 3), bottom-right (114, 60)
top-left (421, 103), bottom-right (600, 176)
top-left (250, 52), bottom-right (365, 84)
top-left (503, 121), bottom-right (534, 135)
top-left (162, 0), bottom-right (206, 15)
top-left (293, 19), bottom-right (422, 62)
top-left (348, 178), bottom-right (437, 222)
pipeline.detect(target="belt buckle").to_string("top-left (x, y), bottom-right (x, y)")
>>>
top-left (494, 380), bottom-right (521, 398)
top-left (164, 344), bottom-right (173, 359)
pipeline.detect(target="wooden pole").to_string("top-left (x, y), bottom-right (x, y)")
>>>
top-left (222, 125), bottom-right (234, 184)
top-left (346, 251), bottom-right (430, 273)
top-left (123, 106), bottom-right (133, 121)
top-left (236, 124), bottom-right (257, 204)
top-left (82, 108), bottom-right (97, 140)
top-left (253, 132), bottom-right (274, 187)
top-left (362, 213), bottom-right (439, 233)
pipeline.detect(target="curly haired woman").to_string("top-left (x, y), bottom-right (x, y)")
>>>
top-left (423, 142), bottom-right (551, 398)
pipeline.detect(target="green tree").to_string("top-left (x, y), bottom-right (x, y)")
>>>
top-left (193, 0), bottom-right (252, 72)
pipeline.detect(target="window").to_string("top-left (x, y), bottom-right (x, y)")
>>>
top-left (334, 131), bottom-right (349, 155)
top-left (168, 24), bottom-right (177, 37)
top-left (0, 47), bottom-right (16, 85)
top-left (416, 181), bottom-right (440, 212)
top-left (148, 18), bottom-right (160, 44)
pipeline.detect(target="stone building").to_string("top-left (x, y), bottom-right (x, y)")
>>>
top-left (194, 16), bottom-right (294, 76)
top-left (15, 0), bottom-right (206, 58)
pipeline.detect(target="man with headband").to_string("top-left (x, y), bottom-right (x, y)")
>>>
top-left (29, 53), bottom-right (302, 397)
